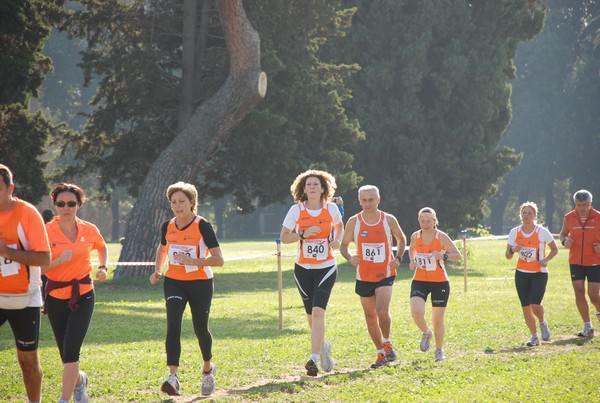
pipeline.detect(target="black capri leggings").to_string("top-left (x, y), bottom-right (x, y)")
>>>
top-left (45, 290), bottom-right (95, 363)
top-left (515, 270), bottom-right (548, 307)
top-left (164, 277), bottom-right (213, 366)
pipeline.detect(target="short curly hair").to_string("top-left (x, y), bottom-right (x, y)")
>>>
top-left (290, 169), bottom-right (337, 203)
top-left (167, 181), bottom-right (198, 214)
top-left (50, 183), bottom-right (86, 206)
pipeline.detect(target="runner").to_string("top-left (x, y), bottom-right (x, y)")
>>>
top-left (506, 202), bottom-right (558, 347)
top-left (150, 181), bottom-right (224, 396)
top-left (0, 164), bottom-right (51, 403)
top-left (280, 169), bottom-right (343, 376)
top-left (408, 207), bottom-right (461, 362)
top-left (559, 190), bottom-right (600, 337)
top-left (42, 183), bottom-right (108, 403)
top-left (340, 185), bottom-right (406, 368)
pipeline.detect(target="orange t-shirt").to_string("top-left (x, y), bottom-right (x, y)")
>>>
top-left (412, 230), bottom-right (448, 282)
top-left (45, 216), bottom-right (106, 299)
top-left (354, 211), bottom-right (395, 282)
top-left (0, 198), bottom-right (50, 294)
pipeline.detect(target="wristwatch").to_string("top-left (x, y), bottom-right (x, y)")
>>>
top-left (298, 231), bottom-right (305, 239)
top-left (443, 252), bottom-right (449, 261)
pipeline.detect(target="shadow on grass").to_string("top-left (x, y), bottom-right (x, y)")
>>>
top-left (483, 334), bottom-right (593, 354)
top-left (182, 366), bottom-right (377, 402)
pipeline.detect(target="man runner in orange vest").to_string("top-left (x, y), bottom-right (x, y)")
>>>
top-left (559, 189), bottom-right (600, 337)
top-left (0, 164), bottom-right (51, 403)
top-left (340, 185), bottom-right (406, 369)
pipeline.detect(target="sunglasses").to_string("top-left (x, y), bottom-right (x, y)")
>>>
top-left (55, 201), bottom-right (78, 208)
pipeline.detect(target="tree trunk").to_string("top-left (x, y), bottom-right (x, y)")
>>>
top-left (213, 197), bottom-right (226, 239)
top-left (545, 178), bottom-right (555, 233)
top-left (115, 0), bottom-right (266, 278)
top-left (489, 185), bottom-right (511, 235)
top-left (110, 188), bottom-right (121, 242)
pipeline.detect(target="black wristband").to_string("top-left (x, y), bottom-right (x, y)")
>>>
top-left (560, 238), bottom-right (566, 246)
top-left (508, 247), bottom-right (514, 254)
top-left (98, 265), bottom-right (107, 271)
top-left (396, 256), bottom-right (402, 263)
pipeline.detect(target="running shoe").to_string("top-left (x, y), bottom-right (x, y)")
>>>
top-left (201, 363), bottom-right (216, 396)
top-left (577, 326), bottom-right (594, 338)
top-left (434, 348), bottom-right (445, 362)
top-left (320, 340), bottom-right (334, 372)
top-left (540, 321), bottom-right (551, 341)
top-left (420, 330), bottom-right (433, 352)
top-left (526, 336), bottom-right (540, 347)
top-left (305, 359), bottom-right (319, 377)
top-left (370, 353), bottom-right (389, 369)
top-left (383, 341), bottom-right (397, 362)
top-left (73, 371), bottom-right (89, 403)
top-left (161, 373), bottom-right (181, 396)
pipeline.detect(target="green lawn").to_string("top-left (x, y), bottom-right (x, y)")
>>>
top-left (1, 239), bottom-right (598, 402)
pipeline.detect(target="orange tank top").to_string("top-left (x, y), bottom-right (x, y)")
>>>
top-left (514, 225), bottom-right (547, 273)
top-left (355, 211), bottom-right (395, 282)
top-left (165, 216), bottom-right (213, 280)
top-left (564, 208), bottom-right (600, 266)
top-left (412, 230), bottom-right (448, 282)
top-left (296, 202), bottom-right (335, 268)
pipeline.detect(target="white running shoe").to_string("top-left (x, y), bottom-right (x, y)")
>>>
top-left (540, 321), bottom-right (551, 341)
top-left (73, 371), bottom-right (89, 403)
top-left (201, 363), bottom-right (216, 396)
top-left (420, 330), bottom-right (433, 352)
top-left (577, 326), bottom-right (594, 338)
top-left (320, 340), bottom-right (334, 372)
top-left (526, 335), bottom-right (540, 347)
top-left (434, 348), bottom-right (445, 362)
top-left (161, 373), bottom-right (180, 396)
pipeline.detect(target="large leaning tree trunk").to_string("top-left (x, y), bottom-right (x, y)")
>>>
top-left (114, 0), bottom-right (267, 278)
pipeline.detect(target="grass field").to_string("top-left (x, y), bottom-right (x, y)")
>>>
top-left (1, 239), bottom-right (599, 402)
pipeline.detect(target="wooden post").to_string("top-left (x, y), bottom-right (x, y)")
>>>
top-left (276, 239), bottom-right (283, 330)
top-left (462, 230), bottom-right (468, 292)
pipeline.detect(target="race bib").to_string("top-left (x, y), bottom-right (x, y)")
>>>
top-left (168, 244), bottom-right (199, 273)
top-left (302, 239), bottom-right (328, 261)
top-left (0, 244), bottom-right (20, 277)
top-left (518, 246), bottom-right (537, 263)
top-left (415, 252), bottom-right (436, 271)
top-left (361, 242), bottom-right (385, 263)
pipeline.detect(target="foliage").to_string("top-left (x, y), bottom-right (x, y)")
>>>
top-left (0, 0), bottom-right (66, 202)
top-left (490, 0), bottom-right (600, 232)
top-left (1, 240), bottom-right (598, 402)
top-left (58, 0), bottom-right (363, 207)
top-left (332, 0), bottom-right (544, 233)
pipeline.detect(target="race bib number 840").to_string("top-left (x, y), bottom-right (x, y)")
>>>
top-left (302, 239), bottom-right (328, 261)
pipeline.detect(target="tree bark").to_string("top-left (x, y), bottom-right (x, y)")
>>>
top-left (115, 0), bottom-right (266, 278)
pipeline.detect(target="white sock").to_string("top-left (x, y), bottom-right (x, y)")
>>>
top-left (531, 333), bottom-right (539, 339)
top-left (584, 321), bottom-right (592, 329)
top-left (382, 337), bottom-right (391, 343)
top-left (310, 353), bottom-right (319, 363)
top-left (377, 348), bottom-right (385, 354)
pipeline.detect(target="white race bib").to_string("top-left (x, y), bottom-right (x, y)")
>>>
top-left (518, 246), bottom-right (537, 263)
top-left (361, 242), bottom-right (385, 263)
top-left (0, 244), bottom-right (20, 277)
top-left (168, 244), bottom-right (199, 273)
top-left (302, 239), bottom-right (328, 261)
top-left (416, 252), bottom-right (437, 271)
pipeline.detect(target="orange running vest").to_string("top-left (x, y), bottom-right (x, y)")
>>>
top-left (296, 202), bottom-right (335, 267)
top-left (564, 208), bottom-right (600, 266)
top-left (354, 211), bottom-right (395, 282)
top-left (412, 230), bottom-right (448, 282)
top-left (164, 216), bottom-right (213, 280)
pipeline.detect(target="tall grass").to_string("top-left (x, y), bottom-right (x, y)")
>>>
top-left (1, 239), bottom-right (598, 402)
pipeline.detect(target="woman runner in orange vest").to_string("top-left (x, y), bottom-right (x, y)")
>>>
top-left (150, 182), bottom-right (224, 397)
top-left (408, 207), bottom-right (461, 362)
top-left (559, 190), bottom-right (600, 337)
top-left (506, 202), bottom-right (558, 347)
top-left (280, 170), bottom-right (344, 376)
